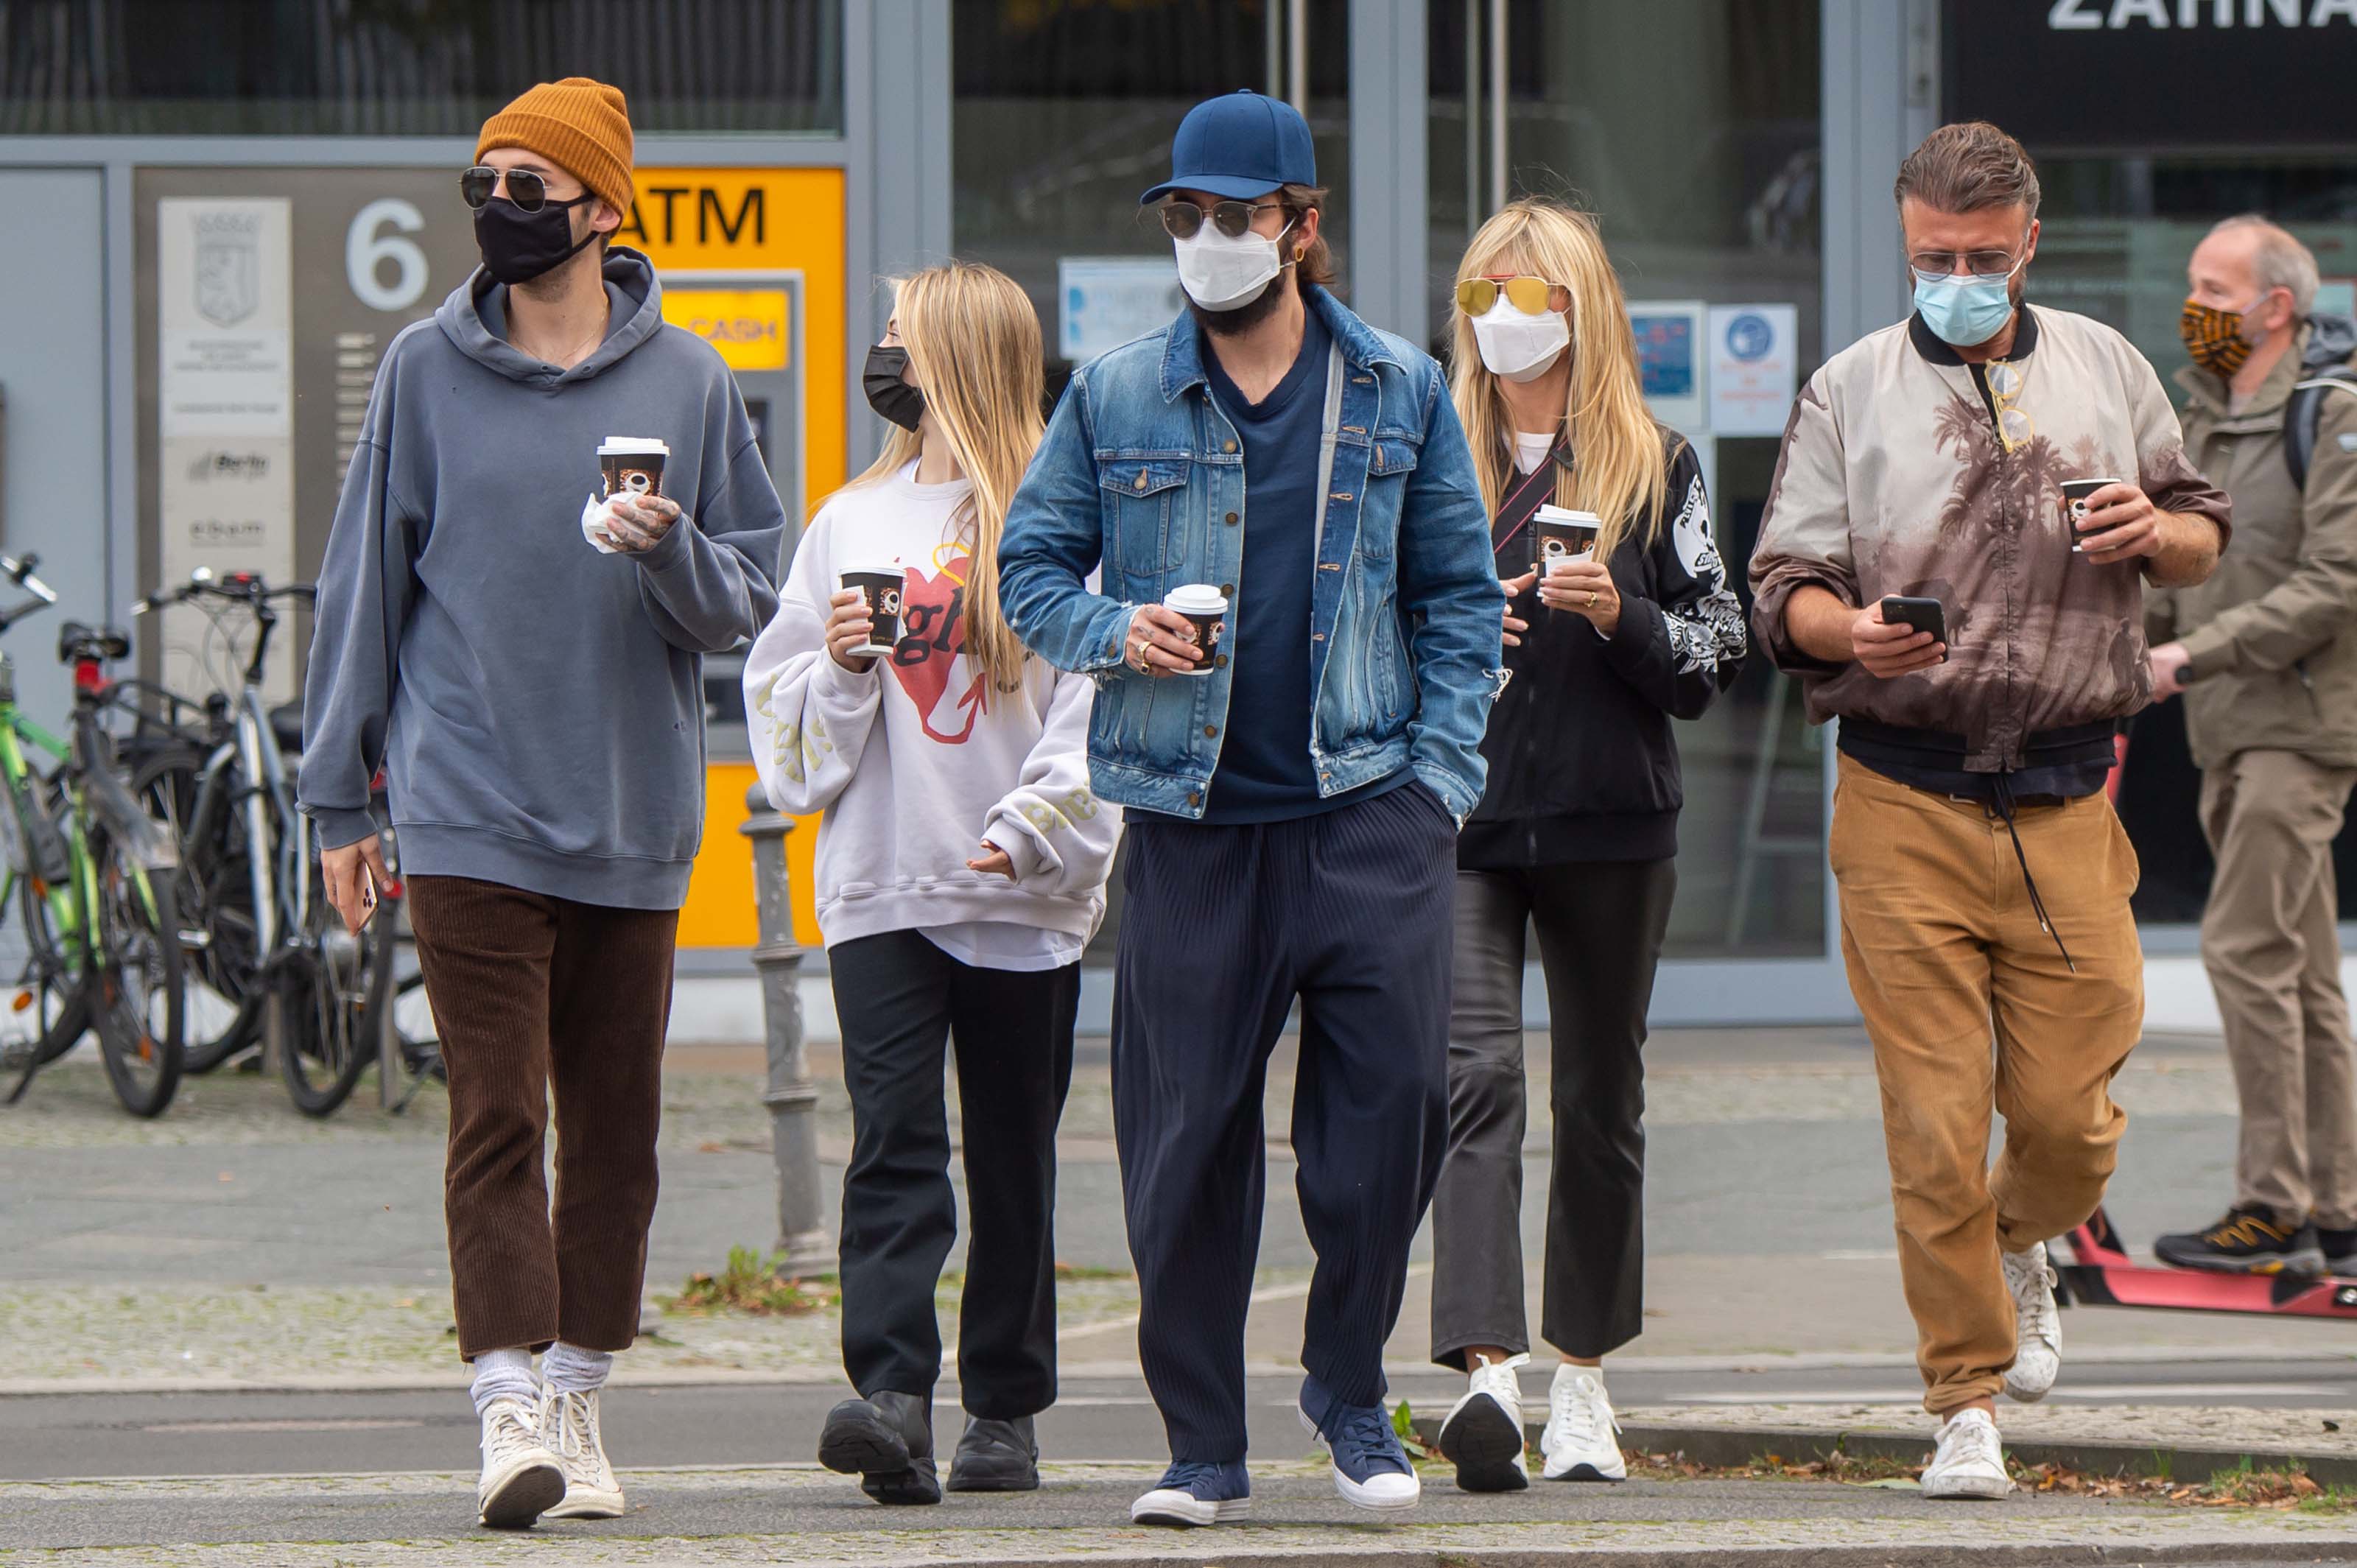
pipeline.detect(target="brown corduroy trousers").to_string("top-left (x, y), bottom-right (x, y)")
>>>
top-left (406, 875), bottom-right (680, 1360)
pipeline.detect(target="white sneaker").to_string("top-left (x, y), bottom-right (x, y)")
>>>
top-left (1436, 1354), bottom-right (1528, 1492)
top-left (1919, 1407), bottom-right (2013, 1500)
top-left (540, 1386), bottom-right (625, 1519)
top-left (1538, 1365), bottom-right (1625, 1483)
top-left (2001, 1242), bottom-right (2062, 1402)
top-left (477, 1395), bottom-right (566, 1529)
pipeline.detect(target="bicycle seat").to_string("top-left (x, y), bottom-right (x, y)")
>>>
top-left (269, 699), bottom-right (305, 753)
top-left (57, 622), bottom-right (130, 664)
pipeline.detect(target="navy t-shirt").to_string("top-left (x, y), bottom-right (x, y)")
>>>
top-left (1195, 309), bottom-right (1406, 823)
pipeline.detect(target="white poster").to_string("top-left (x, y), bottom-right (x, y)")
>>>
top-left (157, 199), bottom-right (296, 699)
top-left (1058, 257), bottom-right (1184, 363)
top-left (1706, 303), bottom-right (1799, 438)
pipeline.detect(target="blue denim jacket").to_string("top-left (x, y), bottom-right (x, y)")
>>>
top-left (999, 286), bottom-right (1503, 823)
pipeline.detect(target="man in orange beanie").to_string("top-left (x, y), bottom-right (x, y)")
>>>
top-left (301, 77), bottom-right (787, 1530)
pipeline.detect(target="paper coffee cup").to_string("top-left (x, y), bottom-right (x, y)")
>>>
top-left (599, 437), bottom-right (670, 501)
top-left (1162, 584), bottom-right (1227, 675)
top-left (2059, 477), bottom-right (2121, 553)
top-left (841, 566), bottom-right (907, 658)
top-left (1534, 505), bottom-right (1602, 577)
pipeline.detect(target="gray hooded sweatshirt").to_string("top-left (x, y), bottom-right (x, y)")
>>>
top-left (299, 247), bottom-right (785, 909)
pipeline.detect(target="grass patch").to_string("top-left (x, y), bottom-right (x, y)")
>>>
top-left (659, 1246), bottom-right (840, 1317)
top-left (1626, 1446), bottom-right (2355, 1512)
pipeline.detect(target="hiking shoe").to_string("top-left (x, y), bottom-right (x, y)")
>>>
top-left (476, 1395), bottom-right (565, 1529)
top-left (1298, 1372), bottom-right (1419, 1513)
top-left (2320, 1224), bottom-right (2357, 1277)
top-left (1919, 1407), bottom-right (2012, 1500)
top-left (1539, 1364), bottom-right (1625, 1482)
top-left (1129, 1458), bottom-right (1251, 1526)
top-left (946, 1414), bottom-right (1039, 1493)
top-left (2000, 1242), bottom-right (2062, 1403)
top-left (1437, 1353), bottom-right (1528, 1493)
top-left (2155, 1206), bottom-right (2325, 1276)
top-left (539, 1386), bottom-right (624, 1519)
top-left (818, 1391), bottom-right (940, 1505)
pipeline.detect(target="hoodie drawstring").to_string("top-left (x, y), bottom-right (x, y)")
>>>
top-left (1989, 774), bottom-right (2075, 974)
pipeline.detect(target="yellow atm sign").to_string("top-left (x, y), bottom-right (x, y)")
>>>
top-left (663, 287), bottom-right (790, 372)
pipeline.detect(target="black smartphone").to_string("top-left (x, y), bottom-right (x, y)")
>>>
top-left (1879, 594), bottom-right (1948, 645)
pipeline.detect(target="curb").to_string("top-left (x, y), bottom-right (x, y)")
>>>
top-left (1413, 1415), bottom-right (2357, 1489)
top-left (580, 1548), bottom-right (2357, 1568)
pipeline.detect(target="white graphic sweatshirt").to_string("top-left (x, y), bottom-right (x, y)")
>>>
top-left (744, 462), bottom-right (1120, 964)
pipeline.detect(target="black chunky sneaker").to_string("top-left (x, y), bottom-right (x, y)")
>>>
top-left (2154, 1206), bottom-right (2325, 1275)
top-left (946, 1415), bottom-right (1039, 1492)
top-left (818, 1391), bottom-right (941, 1505)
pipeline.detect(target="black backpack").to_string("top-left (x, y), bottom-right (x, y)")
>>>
top-left (2287, 312), bottom-right (2357, 492)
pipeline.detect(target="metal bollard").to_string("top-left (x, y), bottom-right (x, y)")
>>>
top-left (740, 781), bottom-right (831, 1275)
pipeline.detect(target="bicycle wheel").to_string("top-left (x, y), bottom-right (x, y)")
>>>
top-left (278, 854), bottom-right (374, 1117)
top-left (131, 750), bottom-right (259, 1070)
top-left (19, 776), bottom-right (90, 1071)
top-left (88, 825), bottom-right (185, 1118)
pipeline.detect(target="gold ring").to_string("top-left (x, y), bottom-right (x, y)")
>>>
top-left (1587, 590), bottom-right (1599, 609)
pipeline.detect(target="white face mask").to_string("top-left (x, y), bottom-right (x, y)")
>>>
top-left (1174, 219), bottom-right (1293, 313)
top-left (1471, 294), bottom-right (1571, 382)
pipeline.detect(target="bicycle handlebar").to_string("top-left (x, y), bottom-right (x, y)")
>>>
top-left (0, 553), bottom-right (57, 608)
top-left (131, 569), bottom-right (317, 618)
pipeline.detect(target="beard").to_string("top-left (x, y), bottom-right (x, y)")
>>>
top-left (1188, 267), bottom-right (1295, 339)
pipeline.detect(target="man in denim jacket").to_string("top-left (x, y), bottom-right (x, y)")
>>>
top-left (999, 91), bottom-right (1500, 1526)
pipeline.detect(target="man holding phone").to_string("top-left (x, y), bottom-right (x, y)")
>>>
top-left (1750, 122), bottom-right (2230, 1499)
top-left (300, 79), bottom-right (784, 1528)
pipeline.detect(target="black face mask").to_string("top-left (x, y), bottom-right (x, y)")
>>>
top-left (863, 344), bottom-right (927, 432)
top-left (473, 193), bottom-right (598, 286)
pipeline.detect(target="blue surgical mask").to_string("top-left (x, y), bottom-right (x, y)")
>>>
top-left (1913, 270), bottom-right (2019, 348)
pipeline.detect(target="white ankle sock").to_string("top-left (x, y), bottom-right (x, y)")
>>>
top-left (543, 1341), bottom-right (614, 1396)
top-left (470, 1348), bottom-right (538, 1417)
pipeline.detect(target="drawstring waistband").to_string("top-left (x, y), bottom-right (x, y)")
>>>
top-left (1989, 774), bottom-right (2075, 974)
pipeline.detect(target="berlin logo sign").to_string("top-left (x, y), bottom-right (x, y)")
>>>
top-left (192, 212), bottom-right (263, 328)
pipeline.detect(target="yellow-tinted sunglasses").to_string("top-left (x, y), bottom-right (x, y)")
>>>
top-left (1456, 275), bottom-right (1566, 316)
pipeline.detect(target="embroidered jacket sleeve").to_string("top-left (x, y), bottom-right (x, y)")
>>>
top-left (1602, 439), bottom-right (1746, 719)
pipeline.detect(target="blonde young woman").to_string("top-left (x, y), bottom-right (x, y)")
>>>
top-left (745, 262), bottom-right (1120, 1504)
top-left (1428, 201), bottom-right (1747, 1492)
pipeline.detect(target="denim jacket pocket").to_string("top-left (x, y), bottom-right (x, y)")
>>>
top-left (1098, 456), bottom-right (1192, 588)
top-left (1356, 435), bottom-right (1423, 561)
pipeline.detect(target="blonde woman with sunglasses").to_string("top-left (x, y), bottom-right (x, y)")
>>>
top-left (1428, 200), bottom-right (1746, 1494)
top-left (745, 262), bottom-right (1120, 1505)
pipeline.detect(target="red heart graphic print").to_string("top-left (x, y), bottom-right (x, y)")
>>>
top-left (885, 560), bottom-right (987, 744)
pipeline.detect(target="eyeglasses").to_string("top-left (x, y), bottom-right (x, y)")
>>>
top-left (1158, 200), bottom-right (1285, 241)
top-left (1984, 359), bottom-right (2034, 454)
top-left (1456, 275), bottom-right (1567, 316)
top-left (460, 165), bottom-right (591, 214)
top-left (1908, 243), bottom-right (2027, 285)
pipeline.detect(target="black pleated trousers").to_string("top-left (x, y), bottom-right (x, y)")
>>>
top-left (1111, 781), bottom-right (1458, 1462)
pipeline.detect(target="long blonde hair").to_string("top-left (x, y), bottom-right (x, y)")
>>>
top-left (1449, 200), bottom-right (1673, 562)
top-left (843, 261), bottom-right (1044, 694)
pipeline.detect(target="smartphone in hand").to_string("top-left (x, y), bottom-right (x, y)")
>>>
top-left (1879, 595), bottom-right (1947, 647)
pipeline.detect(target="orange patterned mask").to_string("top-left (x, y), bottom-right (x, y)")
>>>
top-left (2180, 299), bottom-right (2253, 379)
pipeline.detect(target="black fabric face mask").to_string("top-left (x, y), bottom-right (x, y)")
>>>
top-left (473, 193), bottom-right (598, 286)
top-left (863, 344), bottom-right (927, 432)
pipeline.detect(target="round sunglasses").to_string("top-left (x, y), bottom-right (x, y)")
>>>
top-left (1158, 199), bottom-right (1286, 242)
top-left (460, 165), bottom-right (594, 214)
top-left (1457, 275), bottom-right (1567, 316)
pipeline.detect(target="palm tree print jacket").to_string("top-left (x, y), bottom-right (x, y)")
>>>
top-left (1748, 306), bottom-right (2233, 774)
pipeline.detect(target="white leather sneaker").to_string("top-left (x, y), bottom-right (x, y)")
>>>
top-left (476, 1395), bottom-right (565, 1529)
top-left (2001, 1242), bottom-right (2062, 1402)
top-left (1436, 1354), bottom-right (1528, 1492)
top-left (1539, 1365), bottom-right (1625, 1483)
top-left (541, 1386), bottom-right (625, 1519)
top-left (1920, 1407), bottom-right (2012, 1500)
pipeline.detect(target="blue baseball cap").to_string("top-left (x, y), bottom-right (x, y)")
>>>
top-left (1139, 90), bottom-right (1316, 205)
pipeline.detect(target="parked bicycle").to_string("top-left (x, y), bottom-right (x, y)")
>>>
top-left (0, 554), bottom-right (187, 1117)
top-left (132, 569), bottom-right (384, 1116)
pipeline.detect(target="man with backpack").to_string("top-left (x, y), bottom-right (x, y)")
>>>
top-left (2149, 216), bottom-right (2357, 1279)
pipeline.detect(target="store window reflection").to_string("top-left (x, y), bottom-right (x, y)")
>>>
top-left (1430, 0), bottom-right (1827, 958)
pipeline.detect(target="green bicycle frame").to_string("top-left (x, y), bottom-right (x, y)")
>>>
top-left (0, 709), bottom-right (88, 952)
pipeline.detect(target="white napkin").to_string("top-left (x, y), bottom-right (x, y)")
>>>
top-left (580, 491), bottom-right (622, 555)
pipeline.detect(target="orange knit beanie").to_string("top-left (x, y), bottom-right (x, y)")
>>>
top-left (475, 78), bottom-right (635, 214)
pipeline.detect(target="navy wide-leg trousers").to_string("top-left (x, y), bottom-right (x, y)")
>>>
top-left (1111, 781), bottom-right (1458, 1462)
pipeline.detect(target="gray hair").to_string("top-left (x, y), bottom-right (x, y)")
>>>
top-left (1894, 122), bottom-right (2041, 222)
top-left (2207, 214), bottom-right (2319, 317)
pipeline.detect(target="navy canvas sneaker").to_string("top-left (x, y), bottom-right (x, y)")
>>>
top-left (1129, 1458), bottom-right (1251, 1526)
top-left (1298, 1372), bottom-right (1421, 1512)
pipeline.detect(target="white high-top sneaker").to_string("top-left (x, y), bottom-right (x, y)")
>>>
top-left (476, 1395), bottom-right (565, 1529)
top-left (1436, 1353), bottom-right (1528, 1492)
top-left (2001, 1242), bottom-right (2062, 1402)
top-left (541, 1386), bottom-right (625, 1519)
top-left (1538, 1365), bottom-right (1625, 1483)
top-left (1920, 1406), bottom-right (2013, 1500)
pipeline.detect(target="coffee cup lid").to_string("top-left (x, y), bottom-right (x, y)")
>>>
top-left (1534, 504), bottom-right (1602, 526)
top-left (1165, 583), bottom-right (1228, 614)
top-left (844, 563), bottom-right (907, 580)
top-left (598, 437), bottom-right (670, 455)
